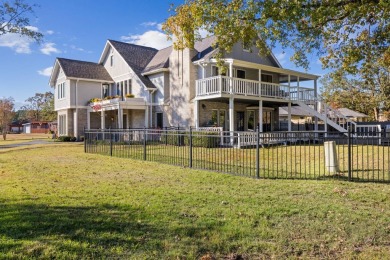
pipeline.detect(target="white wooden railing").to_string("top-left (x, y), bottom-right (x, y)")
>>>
top-left (196, 76), bottom-right (315, 102)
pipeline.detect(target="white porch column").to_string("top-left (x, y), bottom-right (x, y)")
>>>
top-left (288, 74), bottom-right (291, 100)
top-left (144, 107), bottom-right (149, 128)
top-left (258, 69), bottom-right (262, 97)
top-left (194, 100), bottom-right (199, 128)
top-left (229, 62), bottom-right (233, 93)
top-left (314, 79), bottom-right (318, 131)
top-left (297, 76), bottom-right (300, 101)
top-left (118, 107), bottom-right (123, 129)
top-left (259, 100), bottom-right (263, 132)
top-left (101, 110), bottom-right (105, 129)
top-left (87, 110), bottom-right (90, 129)
top-left (229, 97), bottom-right (234, 145)
top-left (288, 102), bottom-right (292, 131)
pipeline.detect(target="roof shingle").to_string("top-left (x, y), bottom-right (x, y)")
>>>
top-left (57, 58), bottom-right (113, 82)
top-left (108, 40), bottom-right (158, 88)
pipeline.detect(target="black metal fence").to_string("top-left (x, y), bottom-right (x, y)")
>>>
top-left (84, 128), bottom-right (390, 182)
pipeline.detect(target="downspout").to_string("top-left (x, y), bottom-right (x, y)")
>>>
top-left (75, 79), bottom-right (79, 139)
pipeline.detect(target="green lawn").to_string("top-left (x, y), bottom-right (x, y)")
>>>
top-left (1, 143), bottom-right (390, 259)
top-left (87, 141), bottom-right (390, 181)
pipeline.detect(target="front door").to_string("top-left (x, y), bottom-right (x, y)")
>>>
top-left (123, 114), bottom-right (128, 129)
top-left (237, 111), bottom-right (245, 131)
top-left (263, 111), bottom-right (272, 132)
top-left (156, 113), bottom-right (163, 128)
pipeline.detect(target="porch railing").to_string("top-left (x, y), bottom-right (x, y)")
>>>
top-left (196, 76), bottom-right (315, 102)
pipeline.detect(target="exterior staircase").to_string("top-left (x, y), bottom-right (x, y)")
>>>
top-left (293, 93), bottom-right (355, 133)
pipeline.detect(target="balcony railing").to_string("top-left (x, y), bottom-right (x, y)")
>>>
top-left (196, 76), bottom-right (315, 102)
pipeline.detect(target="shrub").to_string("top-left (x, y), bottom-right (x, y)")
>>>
top-left (57, 136), bottom-right (77, 142)
top-left (125, 93), bottom-right (135, 98)
top-left (160, 131), bottom-right (185, 146)
top-left (184, 131), bottom-right (220, 148)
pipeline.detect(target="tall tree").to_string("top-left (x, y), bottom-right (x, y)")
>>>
top-left (162, 0), bottom-right (389, 71)
top-left (21, 92), bottom-right (56, 121)
top-left (0, 0), bottom-right (43, 41)
top-left (0, 97), bottom-right (15, 140)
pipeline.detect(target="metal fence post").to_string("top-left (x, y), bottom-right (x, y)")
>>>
top-left (84, 127), bottom-right (87, 153)
top-left (109, 129), bottom-right (113, 157)
top-left (165, 126), bottom-right (168, 146)
top-left (256, 126), bottom-right (260, 179)
top-left (189, 126), bottom-right (193, 168)
top-left (143, 127), bottom-right (147, 161)
top-left (347, 126), bottom-right (352, 181)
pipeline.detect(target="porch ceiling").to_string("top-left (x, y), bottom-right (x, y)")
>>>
top-left (200, 97), bottom-right (289, 107)
top-left (228, 59), bottom-right (319, 81)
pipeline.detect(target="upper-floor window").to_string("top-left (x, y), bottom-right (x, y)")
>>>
top-left (116, 83), bottom-right (121, 96)
top-left (57, 82), bottom-right (65, 99)
top-left (110, 55), bottom-right (114, 66)
top-left (102, 84), bottom-right (109, 98)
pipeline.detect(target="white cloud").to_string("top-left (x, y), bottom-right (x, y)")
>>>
top-left (46, 30), bottom-right (54, 35)
top-left (38, 66), bottom-right (53, 77)
top-left (0, 25), bottom-right (41, 53)
top-left (275, 52), bottom-right (287, 65)
top-left (0, 33), bottom-right (34, 53)
top-left (40, 42), bottom-right (61, 55)
top-left (121, 30), bottom-right (171, 50)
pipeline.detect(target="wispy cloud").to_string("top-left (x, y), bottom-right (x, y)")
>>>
top-left (141, 21), bottom-right (158, 27)
top-left (0, 26), bottom-right (41, 54)
top-left (37, 66), bottom-right (53, 77)
top-left (46, 30), bottom-right (54, 35)
top-left (40, 42), bottom-right (61, 55)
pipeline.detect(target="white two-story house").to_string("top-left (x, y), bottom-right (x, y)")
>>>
top-left (50, 36), bottom-right (347, 139)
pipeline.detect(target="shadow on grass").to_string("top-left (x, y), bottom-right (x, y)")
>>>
top-left (0, 201), bottom-right (217, 258)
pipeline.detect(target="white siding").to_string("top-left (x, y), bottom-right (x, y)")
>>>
top-left (148, 72), bottom-right (165, 104)
top-left (101, 44), bottom-right (149, 101)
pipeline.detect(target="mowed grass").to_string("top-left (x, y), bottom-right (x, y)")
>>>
top-left (1, 143), bottom-right (390, 259)
top-left (90, 142), bottom-right (390, 181)
top-left (0, 133), bottom-right (52, 145)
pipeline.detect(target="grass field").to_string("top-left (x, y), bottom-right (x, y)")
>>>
top-left (87, 141), bottom-right (390, 181)
top-left (0, 133), bottom-right (52, 145)
top-left (1, 143), bottom-right (390, 259)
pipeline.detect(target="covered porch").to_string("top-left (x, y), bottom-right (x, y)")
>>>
top-left (87, 98), bottom-right (150, 129)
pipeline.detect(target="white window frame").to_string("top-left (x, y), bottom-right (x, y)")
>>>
top-left (57, 82), bottom-right (65, 99)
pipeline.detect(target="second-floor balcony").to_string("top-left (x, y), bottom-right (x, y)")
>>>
top-left (196, 76), bottom-right (316, 102)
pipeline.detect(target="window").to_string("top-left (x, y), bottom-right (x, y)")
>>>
top-left (236, 69), bottom-right (246, 79)
top-left (102, 84), bottom-right (109, 98)
top-left (110, 55), bottom-right (114, 66)
top-left (116, 83), bottom-right (120, 96)
top-left (261, 74), bottom-right (273, 83)
top-left (210, 109), bottom-right (226, 128)
top-left (59, 115), bottom-right (66, 136)
top-left (128, 79), bottom-right (132, 94)
top-left (247, 110), bottom-right (255, 130)
top-left (57, 82), bottom-right (65, 99)
top-left (124, 80), bottom-right (128, 95)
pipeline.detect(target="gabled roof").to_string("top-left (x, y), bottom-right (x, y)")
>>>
top-left (191, 35), bottom-right (281, 68)
top-left (49, 58), bottom-right (113, 86)
top-left (107, 40), bottom-right (158, 88)
top-left (143, 46), bottom-right (172, 74)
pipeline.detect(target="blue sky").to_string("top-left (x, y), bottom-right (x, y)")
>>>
top-left (0, 0), bottom-right (326, 109)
